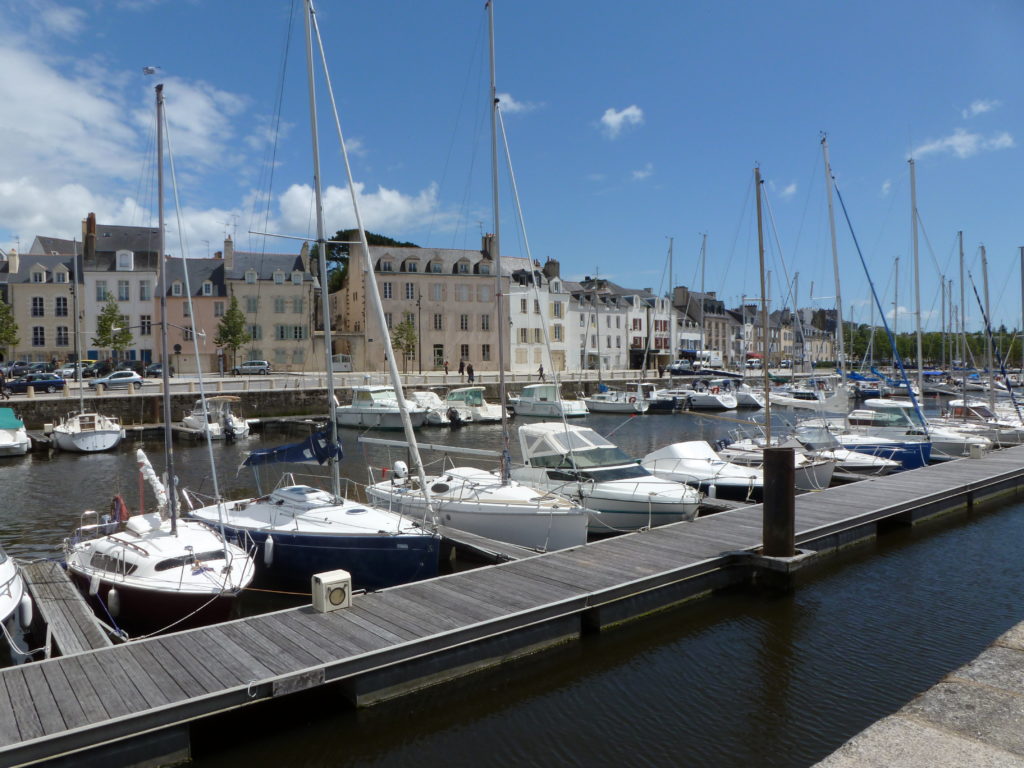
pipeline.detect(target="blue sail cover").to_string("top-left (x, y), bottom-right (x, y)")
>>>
top-left (242, 429), bottom-right (341, 467)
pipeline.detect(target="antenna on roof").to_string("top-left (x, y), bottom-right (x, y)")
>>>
top-left (142, 66), bottom-right (160, 75)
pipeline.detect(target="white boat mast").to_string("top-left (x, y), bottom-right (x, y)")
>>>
top-left (909, 158), bottom-right (924, 399)
top-left (821, 134), bottom-right (845, 383)
top-left (71, 238), bottom-right (83, 412)
top-left (982, 245), bottom-right (995, 412)
top-left (755, 166), bottom-right (771, 441)
top-left (959, 232), bottom-right (967, 395)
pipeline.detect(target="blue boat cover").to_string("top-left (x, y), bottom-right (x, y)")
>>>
top-left (242, 428), bottom-right (341, 467)
top-left (0, 408), bottom-right (24, 430)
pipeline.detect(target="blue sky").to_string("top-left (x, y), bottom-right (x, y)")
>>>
top-left (2, 0), bottom-right (1023, 331)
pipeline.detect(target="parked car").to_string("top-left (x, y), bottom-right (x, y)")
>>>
top-left (231, 360), bottom-right (271, 375)
top-left (88, 370), bottom-right (144, 390)
top-left (57, 362), bottom-right (87, 379)
top-left (26, 362), bottom-right (55, 374)
top-left (116, 360), bottom-right (145, 375)
top-left (144, 362), bottom-right (171, 378)
top-left (6, 373), bottom-right (66, 394)
top-left (1, 361), bottom-right (30, 378)
top-left (667, 360), bottom-right (693, 375)
top-left (82, 361), bottom-right (113, 378)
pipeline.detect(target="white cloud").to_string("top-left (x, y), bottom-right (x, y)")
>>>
top-left (961, 99), bottom-right (1000, 119)
top-left (497, 92), bottom-right (538, 114)
top-left (37, 2), bottom-right (87, 37)
top-left (600, 105), bottom-right (643, 139)
top-left (912, 128), bottom-right (1015, 159)
top-left (880, 179), bottom-right (892, 197)
top-left (278, 181), bottom-right (442, 236)
top-left (780, 182), bottom-right (797, 199)
top-left (632, 163), bottom-right (653, 180)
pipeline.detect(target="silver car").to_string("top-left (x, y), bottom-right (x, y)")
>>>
top-left (88, 370), bottom-right (144, 390)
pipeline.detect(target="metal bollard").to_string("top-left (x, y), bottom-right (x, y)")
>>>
top-left (762, 447), bottom-right (795, 557)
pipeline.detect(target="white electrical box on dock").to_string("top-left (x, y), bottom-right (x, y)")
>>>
top-left (311, 569), bottom-right (352, 612)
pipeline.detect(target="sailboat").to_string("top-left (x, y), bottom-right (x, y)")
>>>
top-left (365, 0), bottom-right (590, 552)
top-left (185, 0), bottom-right (441, 590)
top-left (0, 543), bottom-right (29, 642)
top-left (63, 83), bottom-right (255, 635)
top-left (51, 241), bottom-right (125, 453)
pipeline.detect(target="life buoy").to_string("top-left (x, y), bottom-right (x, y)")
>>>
top-left (711, 386), bottom-right (720, 394)
top-left (111, 494), bottom-right (130, 523)
top-left (629, 396), bottom-right (637, 403)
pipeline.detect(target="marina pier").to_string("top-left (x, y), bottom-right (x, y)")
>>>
top-left (3, 445), bottom-right (1024, 767)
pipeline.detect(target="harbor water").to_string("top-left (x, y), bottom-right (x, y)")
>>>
top-left (2, 406), bottom-right (1022, 766)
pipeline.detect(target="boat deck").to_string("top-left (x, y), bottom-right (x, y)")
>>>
top-left (3, 446), bottom-right (1024, 767)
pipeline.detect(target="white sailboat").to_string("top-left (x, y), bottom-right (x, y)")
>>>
top-left (52, 241), bottom-right (124, 453)
top-left (0, 544), bottom-right (29, 643)
top-left (0, 408), bottom-right (30, 456)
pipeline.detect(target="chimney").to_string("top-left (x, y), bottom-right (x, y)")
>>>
top-left (223, 236), bottom-right (234, 270)
top-left (541, 258), bottom-right (560, 279)
top-left (83, 212), bottom-right (97, 265)
top-left (213, 251), bottom-right (223, 259)
top-left (481, 233), bottom-right (496, 260)
top-left (6, 249), bottom-right (18, 275)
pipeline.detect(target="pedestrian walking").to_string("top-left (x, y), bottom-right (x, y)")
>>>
top-left (537, 364), bottom-right (545, 382)
top-left (443, 359), bottom-right (449, 375)
top-left (458, 359), bottom-right (465, 378)
top-left (466, 362), bottom-right (475, 383)
top-left (0, 370), bottom-right (8, 400)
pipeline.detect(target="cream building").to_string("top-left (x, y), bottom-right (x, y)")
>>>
top-left (1, 249), bottom-right (81, 364)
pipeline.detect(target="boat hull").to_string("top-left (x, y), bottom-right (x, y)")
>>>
top-left (336, 409), bottom-right (426, 429)
top-left (53, 427), bottom-right (123, 453)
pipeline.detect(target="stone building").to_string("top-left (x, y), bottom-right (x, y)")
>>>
top-left (0, 248), bottom-right (81, 364)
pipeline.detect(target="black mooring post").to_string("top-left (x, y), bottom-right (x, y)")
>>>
top-left (763, 447), bottom-right (796, 557)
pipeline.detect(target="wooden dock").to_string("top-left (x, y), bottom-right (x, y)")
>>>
top-left (3, 445), bottom-right (1024, 767)
top-left (19, 561), bottom-right (112, 657)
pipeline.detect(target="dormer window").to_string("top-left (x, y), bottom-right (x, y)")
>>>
top-left (31, 270), bottom-right (45, 283)
top-left (171, 281), bottom-right (183, 297)
top-left (273, 270), bottom-right (285, 285)
top-left (116, 250), bottom-right (134, 271)
top-left (550, 280), bottom-right (560, 293)
top-left (54, 270), bottom-right (67, 284)
top-left (478, 264), bottom-right (490, 275)
top-left (454, 261), bottom-right (469, 274)
top-left (291, 270), bottom-right (303, 285)
top-left (430, 261), bottom-right (442, 273)
top-left (245, 269), bottom-right (257, 284)
top-left (379, 259), bottom-right (393, 272)
top-left (404, 260), bottom-right (418, 273)
top-left (202, 281), bottom-right (213, 296)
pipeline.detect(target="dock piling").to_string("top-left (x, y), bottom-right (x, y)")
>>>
top-left (763, 447), bottom-right (795, 557)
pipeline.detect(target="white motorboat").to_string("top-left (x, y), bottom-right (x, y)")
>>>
top-left (0, 408), bottom-right (30, 456)
top-left (642, 441), bottom-right (763, 502)
top-left (52, 411), bottom-right (124, 453)
top-left (716, 435), bottom-right (837, 491)
top-left (673, 380), bottom-right (738, 410)
top-left (366, 462), bottom-right (589, 552)
top-left (791, 424), bottom-right (901, 476)
top-left (64, 450), bottom-right (256, 635)
top-left (180, 395), bottom-right (251, 440)
top-left (768, 382), bottom-right (851, 412)
top-left (936, 399), bottom-right (1024, 447)
top-left (510, 383), bottom-right (589, 418)
top-left (409, 390), bottom-right (472, 426)
top-left (0, 544), bottom-right (29, 638)
top-left (583, 387), bottom-right (650, 414)
top-left (511, 422), bottom-right (701, 534)
top-left (444, 386), bottom-right (506, 423)
top-left (335, 385), bottom-right (428, 429)
top-left (855, 398), bottom-right (991, 461)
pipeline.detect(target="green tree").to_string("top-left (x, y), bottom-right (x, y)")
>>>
top-left (92, 295), bottom-right (133, 357)
top-left (318, 230), bottom-right (420, 293)
top-left (214, 296), bottom-right (251, 369)
top-left (0, 299), bottom-right (19, 356)
top-left (391, 318), bottom-right (417, 373)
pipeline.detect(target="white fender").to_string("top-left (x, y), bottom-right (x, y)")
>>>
top-left (107, 587), bottom-right (120, 617)
top-left (18, 594), bottom-right (33, 627)
top-left (263, 535), bottom-right (275, 567)
top-left (707, 483), bottom-right (717, 499)
top-left (88, 573), bottom-right (101, 596)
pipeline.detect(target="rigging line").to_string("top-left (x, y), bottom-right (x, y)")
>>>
top-left (966, 272), bottom-right (1023, 421)
top-left (831, 177), bottom-right (928, 435)
top-left (788, 146), bottom-right (821, 266)
top-left (726, 171), bottom-right (755, 294)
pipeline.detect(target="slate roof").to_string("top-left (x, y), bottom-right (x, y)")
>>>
top-left (226, 251), bottom-right (312, 282)
top-left (163, 257), bottom-right (226, 297)
top-left (2, 253), bottom-right (84, 284)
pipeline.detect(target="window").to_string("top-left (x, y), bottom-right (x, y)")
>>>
top-left (478, 285), bottom-right (492, 302)
top-left (403, 312), bottom-right (415, 326)
top-left (432, 344), bottom-right (445, 367)
top-left (117, 251), bottom-right (133, 271)
top-left (431, 284), bottom-right (443, 301)
top-left (553, 324), bottom-right (563, 341)
top-left (118, 280), bottom-right (130, 301)
top-left (455, 285), bottom-right (470, 301)
top-left (171, 281), bottom-right (182, 297)
top-left (481, 344), bottom-right (491, 361)
top-left (214, 301), bottom-right (225, 317)
top-left (291, 270), bottom-right (303, 285)
top-left (275, 349), bottom-right (288, 364)
top-left (520, 298), bottom-right (528, 314)
top-left (433, 314), bottom-right (443, 330)
top-left (31, 297), bottom-right (44, 317)
top-left (460, 344), bottom-right (470, 360)
top-left (202, 281), bottom-right (213, 296)
top-left (56, 326), bottom-right (69, 346)
top-left (552, 301), bottom-right (563, 318)
top-left (533, 300), bottom-right (540, 314)
top-left (430, 262), bottom-right (442, 274)
top-left (32, 327), bottom-right (45, 346)
top-left (616, 316), bottom-right (621, 328)
top-left (405, 283), bottom-right (415, 300)
top-left (183, 326), bottom-right (194, 341)
top-left (273, 270), bottom-right (285, 285)
top-left (139, 281), bottom-right (152, 301)
top-left (533, 328), bottom-right (542, 343)
top-left (55, 296), bottom-right (67, 317)
top-left (140, 315), bottom-right (152, 336)
top-left (481, 314), bottom-right (490, 331)
top-left (249, 324), bottom-right (262, 340)
top-left (518, 328), bottom-right (528, 343)
top-left (292, 348), bottom-right (305, 363)
top-left (54, 271), bottom-right (67, 284)
top-left (457, 262), bottom-right (469, 274)
top-left (382, 282), bottom-right (393, 300)
top-left (246, 296), bottom-right (259, 313)
top-left (384, 312), bottom-right (393, 329)
top-left (406, 261), bottom-right (418, 273)
top-left (632, 318), bottom-right (642, 330)
top-left (183, 302), bottom-right (190, 317)
top-left (479, 264), bottom-right (490, 275)
top-left (245, 270), bottom-right (257, 284)
top-left (459, 314), bottom-right (469, 331)
top-left (292, 297), bottom-right (304, 314)
top-left (31, 271), bottom-right (44, 283)
top-left (95, 281), bottom-right (108, 301)
top-left (380, 260), bottom-right (393, 272)
top-left (274, 297), bottom-right (286, 313)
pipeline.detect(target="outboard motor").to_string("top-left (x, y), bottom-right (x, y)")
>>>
top-left (392, 460), bottom-right (409, 480)
top-left (446, 407), bottom-right (464, 428)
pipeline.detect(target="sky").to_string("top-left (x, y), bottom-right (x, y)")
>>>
top-left (3, 0), bottom-right (1024, 332)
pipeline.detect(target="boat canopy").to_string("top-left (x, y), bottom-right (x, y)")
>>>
top-left (242, 428), bottom-right (341, 467)
top-left (0, 408), bottom-right (25, 430)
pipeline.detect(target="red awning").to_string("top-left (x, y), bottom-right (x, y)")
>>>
top-left (746, 352), bottom-right (763, 358)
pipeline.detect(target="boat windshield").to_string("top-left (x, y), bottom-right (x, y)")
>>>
top-left (527, 427), bottom-right (635, 469)
top-left (579, 464), bottom-right (650, 481)
top-left (448, 389), bottom-right (484, 406)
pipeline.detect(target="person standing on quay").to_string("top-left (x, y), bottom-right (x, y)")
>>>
top-left (458, 359), bottom-right (465, 379)
top-left (443, 359), bottom-right (449, 376)
top-left (466, 362), bottom-right (475, 383)
top-left (537, 364), bottom-right (545, 382)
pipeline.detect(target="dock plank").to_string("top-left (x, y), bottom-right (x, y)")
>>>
top-left (153, 634), bottom-right (232, 692)
top-left (125, 644), bottom-right (189, 704)
top-left (21, 560), bottom-right (111, 654)
top-left (137, 638), bottom-right (211, 699)
top-left (203, 626), bottom-right (280, 681)
top-left (5, 668), bottom-right (45, 742)
top-left (287, 609), bottom-right (379, 656)
top-left (18, 663), bottom-right (65, 736)
top-left (328, 607), bottom-right (410, 646)
top-left (0, 675), bottom-right (20, 745)
top-left (56, 656), bottom-right (111, 724)
top-left (402, 580), bottom-right (510, 624)
top-left (255, 615), bottom-right (337, 666)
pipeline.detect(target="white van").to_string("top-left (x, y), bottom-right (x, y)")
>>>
top-left (331, 354), bottom-right (353, 372)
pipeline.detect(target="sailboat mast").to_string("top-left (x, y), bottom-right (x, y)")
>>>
top-left (488, 0), bottom-right (511, 484)
top-left (909, 158), bottom-right (924, 399)
top-left (302, 0), bottom-right (341, 500)
top-left (72, 238), bottom-right (83, 411)
top-left (1020, 247), bottom-right (1023, 375)
top-left (959, 232), bottom-right (967, 395)
top-left (982, 245), bottom-right (995, 411)
top-left (699, 234), bottom-right (707, 356)
top-left (755, 166), bottom-right (771, 441)
top-left (821, 134), bottom-right (846, 382)
top-left (155, 83), bottom-right (177, 534)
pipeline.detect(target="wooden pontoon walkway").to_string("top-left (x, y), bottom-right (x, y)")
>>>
top-left (20, 561), bottom-right (112, 658)
top-left (3, 446), bottom-right (1024, 767)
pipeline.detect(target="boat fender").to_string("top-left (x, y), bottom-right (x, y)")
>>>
top-left (264, 535), bottom-right (275, 567)
top-left (107, 587), bottom-right (120, 617)
top-left (88, 574), bottom-right (101, 597)
top-left (629, 397), bottom-right (637, 403)
top-left (19, 594), bottom-right (33, 627)
top-left (707, 483), bottom-right (717, 499)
